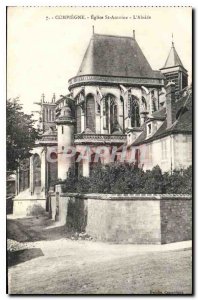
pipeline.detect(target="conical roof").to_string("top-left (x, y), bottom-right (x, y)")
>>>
top-left (162, 42), bottom-right (184, 69)
top-left (77, 34), bottom-right (162, 79)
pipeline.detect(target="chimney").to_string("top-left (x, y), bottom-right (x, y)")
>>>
top-left (133, 30), bottom-right (135, 39)
top-left (166, 81), bottom-right (176, 128)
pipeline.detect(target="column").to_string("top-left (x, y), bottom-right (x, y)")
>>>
top-left (15, 167), bottom-right (20, 195)
top-left (100, 98), bottom-right (104, 133)
top-left (108, 96), bottom-right (111, 133)
top-left (81, 108), bottom-right (85, 132)
top-left (29, 156), bottom-right (34, 195)
top-left (126, 92), bottom-right (131, 128)
top-left (149, 91), bottom-right (153, 114)
top-left (82, 159), bottom-right (89, 177)
top-left (170, 135), bottom-right (175, 172)
top-left (41, 149), bottom-right (46, 194)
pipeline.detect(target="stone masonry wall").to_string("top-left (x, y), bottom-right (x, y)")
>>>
top-left (160, 199), bottom-right (192, 244)
top-left (13, 199), bottom-right (46, 216)
top-left (50, 193), bottom-right (192, 244)
top-left (86, 199), bottom-right (161, 244)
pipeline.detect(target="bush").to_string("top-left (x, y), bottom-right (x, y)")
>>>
top-left (61, 164), bottom-right (192, 195)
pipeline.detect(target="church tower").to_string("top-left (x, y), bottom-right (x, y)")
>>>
top-left (160, 39), bottom-right (188, 95)
top-left (34, 93), bottom-right (56, 132)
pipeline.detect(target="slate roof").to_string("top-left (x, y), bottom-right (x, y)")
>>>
top-left (148, 107), bottom-right (166, 120)
top-left (161, 42), bottom-right (185, 69)
top-left (132, 87), bottom-right (192, 146)
top-left (78, 34), bottom-right (163, 79)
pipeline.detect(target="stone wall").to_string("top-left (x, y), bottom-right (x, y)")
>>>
top-left (160, 199), bottom-right (192, 244)
top-left (13, 199), bottom-right (46, 216)
top-left (50, 193), bottom-right (192, 244)
top-left (86, 198), bottom-right (161, 244)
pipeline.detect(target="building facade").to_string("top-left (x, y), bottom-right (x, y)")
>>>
top-left (13, 31), bottom-right (192, 215)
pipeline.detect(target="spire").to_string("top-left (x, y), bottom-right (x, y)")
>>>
top-left (162, 37), bottom-right (184, 69)
top-left (52, 93), bottom-right (56, 103)
top-left (41, 93), bottom-right (45, 103)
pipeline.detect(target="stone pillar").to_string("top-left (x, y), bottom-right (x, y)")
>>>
top-left (149, 92), bottom-right (153, 114)
top-left (126, 92), bottom-right (132, 129)
top-left (100, 98), bottom-right (104, 133)
top-left (57, 123), bottom-right (75, 180)
top-left (82, 159), bottom-right (89, 177)
top-left (29, 156), bottom-right (34, 195)
top-left (56, 103), bottom-right (76, 181)
top-left (108, 95), bottom-right (111, 133)
top-left (81, 109), bottom-right (85, 132)
top-left (170, 135), bottom-right (175, 171)
top-left (41, 149), bottom-right (46, 194)
top-left (15, 167), bottom-right (20, 195)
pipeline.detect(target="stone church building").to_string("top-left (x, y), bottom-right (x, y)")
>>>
top-left (13, 31), bottom-right (192, 215)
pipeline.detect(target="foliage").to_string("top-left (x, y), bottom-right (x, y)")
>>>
top-left (7, 98), bottom-right (41, 173)
top-left (62, 163), bottom-right (192, 195)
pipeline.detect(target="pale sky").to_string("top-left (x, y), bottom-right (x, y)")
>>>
top-left (7, 7), bottom-right (192, 115)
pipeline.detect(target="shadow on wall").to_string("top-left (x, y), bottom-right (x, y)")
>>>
top-left (8, 248), bottom-right (44, 267)
top-left (7, 196), bottom-right (14, 214)
top-left (26, 204), bottom-right (46, 216)
top-left (66, 198), bottom-right (87, 232)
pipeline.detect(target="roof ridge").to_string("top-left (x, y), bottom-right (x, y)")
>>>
top-left (93, 33), bottom-right (134, 39)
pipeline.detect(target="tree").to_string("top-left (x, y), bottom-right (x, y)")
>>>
top-left (7, 97), bottom-right (41, 173)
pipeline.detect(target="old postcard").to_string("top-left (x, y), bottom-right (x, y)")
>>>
top-left (7, 6), bottom-right (192, 295)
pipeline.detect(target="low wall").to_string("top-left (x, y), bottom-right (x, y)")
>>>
top-left (160, 199), bottom-right (192, 244)
top-left (50, 193), bottom-right (192, 244)
top-left (13, 199), bottom-right (46, 216)
top-left (12, 188), bottom-right (47, 217)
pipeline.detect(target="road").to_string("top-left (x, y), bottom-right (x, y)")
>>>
top-left (7, 215), bottom-right (192, 295)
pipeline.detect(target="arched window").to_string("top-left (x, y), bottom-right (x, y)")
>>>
top-left (153, 100), bottom-right (157, 112)
top-left (151, 90), bottom-right (157, 112)
top-left (103, 94), bottom-right (118, 133)
top-left (103, 98), bottom-right (108, 130)
top-left (86, 94), bottom-right (95, 132)
top-left (129, 94), bottom-right (140, 127)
